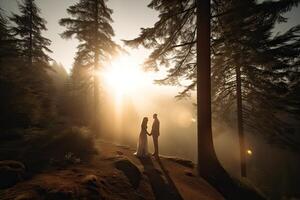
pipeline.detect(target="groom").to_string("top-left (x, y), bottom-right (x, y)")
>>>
top-left (150, 113), bottom-right (160, 157)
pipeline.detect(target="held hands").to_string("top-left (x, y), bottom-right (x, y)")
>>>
top-left (147, 132), bottom-right (152, 136)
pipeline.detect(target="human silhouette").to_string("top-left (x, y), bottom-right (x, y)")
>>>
top-left (150, 113), bottom-right (160, 157)
top-left (134, 117), bottom-right (151, 157)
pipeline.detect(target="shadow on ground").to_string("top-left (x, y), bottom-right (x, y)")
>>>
top-left (139, 156), bottom-right (183, 200)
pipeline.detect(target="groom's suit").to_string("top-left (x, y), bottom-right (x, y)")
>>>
top-left (151, 118), bottom-right (160, 156)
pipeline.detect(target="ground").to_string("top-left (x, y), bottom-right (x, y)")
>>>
top-left (0, 140), bottom-right (224, 200)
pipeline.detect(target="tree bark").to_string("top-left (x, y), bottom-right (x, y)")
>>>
top-left (93, 0), bottom-right (100, 132)
top-left (235, 64), bottom-right (247, 177)
top-left (195, 1), bottom-right (263, 199)
top-left (29, 0), bottom-right (33, 67)
top-left (93, 53), bottom-right (100, 131)
top-left (196, 0), bottom-right (221, 176)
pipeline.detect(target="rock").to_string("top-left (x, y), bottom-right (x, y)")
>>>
top-left (116, 144), bottom-right (130, 149)
top-left (0, 160), bottom-right (25, 189)
top-left (103, 155), bottom-right (121, 161)
top-left (81, 175), bottom-right (105, 199)
top-left (81, 174), bottom-right (99, 188)
top-left (34, 183), bottom-right (76, 200)
top-left (184, 170), bottom-right (195, 177)
top-left (155, 168), bottom-right (163, 174)
top-left (44, 189), bottom-right (74, 200)
top-left (114, 157), bottom-right (141, 189)
top-left (15, 192), bottom-right (40, 200)
top-left (164, 157), bottom-right (194, 168)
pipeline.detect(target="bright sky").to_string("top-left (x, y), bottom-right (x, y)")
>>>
top-left (0, 0), bottom-right (159, 72)
top-left (1, 0), bottom-right (299, 72)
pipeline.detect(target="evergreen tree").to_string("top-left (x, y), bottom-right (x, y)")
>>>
top-left (0, 10), bottom-right (18, 62)
top-left (5, 0), bottom-right (55, 128)
top-left (211, 0), bottom-right (300, 176)
top-left (0, 10), bottom-right (38, 128)
top-left (125, 0), bottom-right (300, 176)
top-left (196, 0), bottom-right (222, 179)
top-left (59, 0), bottom-right (119, 130)
top-left (69, 61), bottom-right (94, 125)
top-left (10, 0), bottom-right (52, 67)
top-left (0, 11), bottom-right (19, 128)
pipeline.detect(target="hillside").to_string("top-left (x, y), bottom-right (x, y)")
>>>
top-left (0, 140), bottom-right (224, 200)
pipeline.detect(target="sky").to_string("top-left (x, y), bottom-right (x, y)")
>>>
top-left (0, 0), bottom-right (159, 72)
top-left (1, 0), bottom-right (299, 73)
top-left (1, 0), bottom-right (300, 74)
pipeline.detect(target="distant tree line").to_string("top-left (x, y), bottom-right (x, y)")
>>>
top-left (0, 0), bottom-right (119, 131)
top-left (0, 0), bottom-right (55, 129)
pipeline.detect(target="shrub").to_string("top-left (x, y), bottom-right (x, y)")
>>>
top-left (0, 126), bottom-right (97, 174)
top-left (44, 126), bottom-right (97, 161)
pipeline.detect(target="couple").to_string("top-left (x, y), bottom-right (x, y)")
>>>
top-left (134, 113), bottom-right (160, 158)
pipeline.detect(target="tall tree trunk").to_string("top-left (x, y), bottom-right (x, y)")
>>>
top-left (195, 1), bottom-right (264, 199)
top-left (235, 64), bottom-right (247, 177)
top-left (93, 0), bottom-right (100, 132)
top-left (29, 0), bottom-right (33, 67)
top-left (93, 53), bottom-right (100, 131)
top-left (196, 0), bottom-right (221, 176)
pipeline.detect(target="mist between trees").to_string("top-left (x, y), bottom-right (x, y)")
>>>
top-left (1, 0), bottom-right (300, 199)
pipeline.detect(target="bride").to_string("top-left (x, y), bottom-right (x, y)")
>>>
top-left (134, 117), bottom-right (151, 157)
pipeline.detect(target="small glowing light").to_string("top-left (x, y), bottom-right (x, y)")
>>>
top-left (246, 149), bottom-right (252, 155)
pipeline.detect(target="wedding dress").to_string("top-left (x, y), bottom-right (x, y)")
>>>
top-left (134, 123), bottom-right (149, 157)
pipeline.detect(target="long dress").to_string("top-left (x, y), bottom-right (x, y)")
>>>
top-left (134, 124), bottom-right (149, 157)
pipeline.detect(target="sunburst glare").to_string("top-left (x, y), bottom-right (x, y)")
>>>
top-left (101, 55), bottom-right (149, 101)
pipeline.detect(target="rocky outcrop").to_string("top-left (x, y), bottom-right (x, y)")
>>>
top-left (0, 160), bottom-right (25, 189)
top-left (164, 157), bottom-right (194, 168)
top-left (114, 157), bottom-right (141, 189)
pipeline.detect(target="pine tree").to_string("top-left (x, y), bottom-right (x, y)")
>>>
top-left (196, 0), bottom-right (223, 178)
top-left (59, 0), bottom-right (119, 131)
top-left (70, 61), bottom-right (94, 125)
top-left (0, 11), bottom-right (18, 62)
top-left (0, 11), bottom-right (19, 127)
top-left (10, 0), bottom-right (52, 67)
top-left (7, 0), bottom-right (55, 127)
top-left (211, 0), bottom-right (300, 176)
top-left (125, 0), bottom-right (299, 197)
top-left (125, 0), bottom-right (300, 176)
top-left (0, 10), bottom-right (36, 128)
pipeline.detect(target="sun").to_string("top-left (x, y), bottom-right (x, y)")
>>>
top-left (101, 54), bottom-right (147, 98)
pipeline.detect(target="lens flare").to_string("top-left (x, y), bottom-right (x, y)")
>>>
top-left (101, 55), bottom-right (145, 98)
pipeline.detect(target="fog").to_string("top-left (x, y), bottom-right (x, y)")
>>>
top-left (97, 84), bottom-right (300, 199)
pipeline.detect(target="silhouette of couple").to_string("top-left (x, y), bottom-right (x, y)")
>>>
top-left (134, 113), bottom-right (160, 158)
